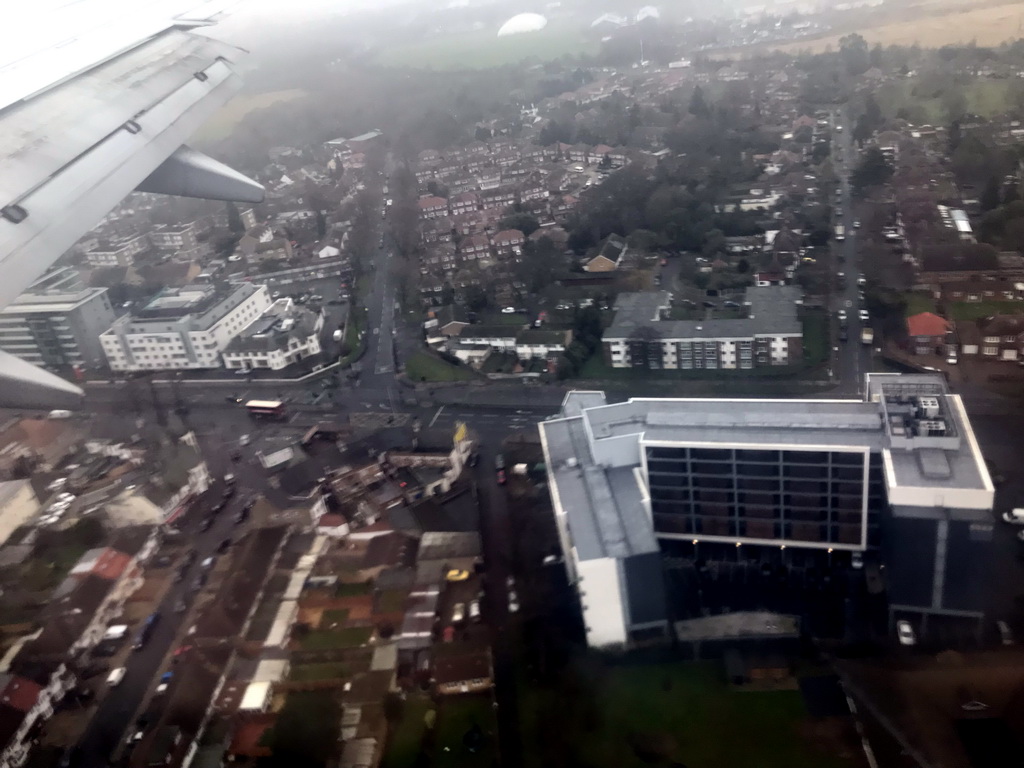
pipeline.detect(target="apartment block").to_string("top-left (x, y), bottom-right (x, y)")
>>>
top-left (540, 374), bottom-right (995, 649)
top-left (602, 286), bottom-right (804, 370)
top-left (0, 287), bottom-right (116, 370)
top-left (100, 283), bottom-right (271, 371)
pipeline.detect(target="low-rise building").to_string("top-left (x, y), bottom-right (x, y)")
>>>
top-left (515, 329), bottom-right (572, 360)
top-left (905, 312), bottom-right (950, 356)
top-left (222, 298), bottom-right (324, 371)
top-left (150, 223), bottom-right (198, 253)
top-left (602, 286), bottom-right (804, 370)
top-left (100, 283), bottom-right (272, 371)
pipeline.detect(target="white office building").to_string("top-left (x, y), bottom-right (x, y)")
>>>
top-left (100, 283), bottom-right (271, 371)
top-left (540, 374), bottom-right (995, 649)
top-left (0, 287), bottom-right (115, 370)
top-left (222, 298), bottom-right (324, 371)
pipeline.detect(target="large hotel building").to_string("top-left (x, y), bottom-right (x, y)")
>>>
top-left (540, 373), bottom-right (995, 649)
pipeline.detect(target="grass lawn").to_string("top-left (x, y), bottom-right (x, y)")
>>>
top-left (381, 696), bottom-right (434, 768)
top-left (802, 310), bottom-right (829, 365)
top-left (523, 662), bottom-right (852, 768)
top-left (300, 626), bottom-right (373, 650)
top-left (903, 292), bottom-right (936, 317)
top-left (378, 590), bottom-right (408, 613)
top-left (948, 300), bottom-right (1024, 321)
top-left (375, 21), bottom-right (597, 70)
top-left (432, 694), bottom-right (497, 768)
top-left (405, 351), bottom-right (474, 383)
top-left (319, 608), bottom-right (350, 627)
top-left (335, 581), bottom-right (372, 597)
top-left (262, 690), bottom-right (339, 763)
top-left (288, 662), bottom-right (350, 683)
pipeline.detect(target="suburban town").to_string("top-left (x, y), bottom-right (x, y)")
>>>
top-left (5, 1), bottom-right (1024, 768)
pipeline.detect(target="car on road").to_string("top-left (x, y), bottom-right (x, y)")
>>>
top-left (446, 569), bottom-right (470, 582)
top-left (239, 434), bottom-right (250, 447)
top-left (127, 730), bottom-right (144, 746)
top-left (106, 667), bottom-right (126, 687)
top-left (837, 309), bottom-right (847, 321)
top-left (468, 453), bottom-right (479, 468)
top-left (853, 220), bottom-right (861, 228)
top-left (496, 469), bottom-right (506, 485)
top-left (155, 671), bottom-right (173, 695)
top-left (223, 485), bottom-right (236, 499)
top-left (469, 599), bottom-right (481, 623)
top-left (1002, 509), bottom-right (1024, 524)
top-left (998, 620), bottom-right (1015, 646)
top-left (857, 276), bottom-right (867, 287)
top-left (452, 603), bottom-right (466, 623)
top-left (897, 620), bottom-right (916, 646)
top-left (838, 328), bottom-right (848, 343)
top-left (858, 309), bottom-right (870, 321)
top-left (501, 306), bottom-right (516, 314)
top-left (174, 600), bottom-right (187, 613)
top-left (225, 395), bottom-right (242, 403)
top-left (199, 517), bottom-right (213, 532)
top-left (217, 538), bottom-right (232, 554)
top-left (508, 591), bottom-right (520, 614)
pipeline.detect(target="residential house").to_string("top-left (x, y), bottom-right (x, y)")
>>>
top-left (424, 306), bottom-right (470, 338)
top-left (551, 194), bottom-right (577, 221)
top-left (449, 192), bottom-right (480, 217)
top-left (492, 229), bottom-right (525, 257)
top-left (451, 326), bottom-right (520, 363)
top-left (417, 196), bottom-right (449, 221)
top-left (459, 234), bottom-right (491, 261)
top-left (936, 279), bottom-right (1024, 304)
top-left (432, 649), bottom-right (494, 696)
top-left (479, 188), bottom-right (515, 211)
top-left (515, 329), bottom-right (572, 360)
top-left (584, 235), bottom-right (627, 272)
top-left (905, 312), bottom-right (951, 355)
top-left (957, 315), bottom-right (1024, 361)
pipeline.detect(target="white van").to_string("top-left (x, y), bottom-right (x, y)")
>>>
top-left (106, 667), bottom-right (126, 687)
top-left (47, 410), bottom-right (73, 420)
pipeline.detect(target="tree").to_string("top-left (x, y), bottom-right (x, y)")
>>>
top-left (839, 33), bottom-right (870, 76)
top-left (851, 147), bottom-right (894, 193)
top-left (981, 175), bottom-right (1002, 212)
top-left (701, 228), bottom-right (725, 257)
top-left (688, 85), bottom-right (710, 118)
top-left (498, 212), bottom-right (540, 237)
top-left (516, 237), bottom-right (562, 292)
top-left (226, 202), bottom-right (244, 234)
top-left (474, 125), bottom-right (492, 141)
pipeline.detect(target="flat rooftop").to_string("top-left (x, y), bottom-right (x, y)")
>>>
top-left (541, 373), bottom-right (993, 562)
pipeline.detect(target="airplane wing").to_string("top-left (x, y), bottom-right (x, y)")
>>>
top-left (0, 1), bottom-right (264, 407)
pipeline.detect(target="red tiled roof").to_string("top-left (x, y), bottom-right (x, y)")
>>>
top-left (90, 548), bottom-right (132, 581)
top-left (0, 677), bottom-right (41, 713)
top-left (317, 514), bottom-right (347, 529)
top-left (417, 196), bottom-right (447, 209)
top-left (906, 312), bottom-right (950, 338)
top-left (229, 715), bottom-right (275, 758)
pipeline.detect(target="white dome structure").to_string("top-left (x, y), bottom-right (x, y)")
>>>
top-left (497, 12), bottom-right (548, 36)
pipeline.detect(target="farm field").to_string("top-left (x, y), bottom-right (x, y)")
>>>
top-left (770, 0), bottom-right (1024, 53)
top-left (196, 88), bottom-right (308, 142)
top-left (374, 21), bottom-right (598, 70)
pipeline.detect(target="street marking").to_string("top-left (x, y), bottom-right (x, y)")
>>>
top-left (428, 406), bottom-right (445, 427)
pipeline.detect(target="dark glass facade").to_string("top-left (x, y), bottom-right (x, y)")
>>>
top-left (646, 445), bottom-right (885, 547)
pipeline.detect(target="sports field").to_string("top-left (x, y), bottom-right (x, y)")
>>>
top-left (374, 21), bottom-right (598, 70)
top-left (196, 88), bottom-right (308, 141)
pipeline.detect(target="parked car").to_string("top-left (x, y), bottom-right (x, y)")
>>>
top-left (106, 667), bottom-right (126, 687)
top-left (469, 599), bottom-right (481, 623)
top-left (501, 307), bottom-right (516, 314)
top-left (199, 517), bottom-right (213, 532)
top-left (496, 469), bottom-right (506, 485)
top-left (451, 603), bottom-right (466, 623)
top-left (897, 620), bottom-right (916, 646)
top-left (1002, 508), bottom-right (1024, 524)
top-left (507, 591), bottom-right (520, 614)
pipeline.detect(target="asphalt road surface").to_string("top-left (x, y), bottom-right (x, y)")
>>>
top-left (75, 483), bottom-right (246, 768)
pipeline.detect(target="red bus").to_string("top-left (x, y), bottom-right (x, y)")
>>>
top-left (245, 400), bottom-right (286, 420)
